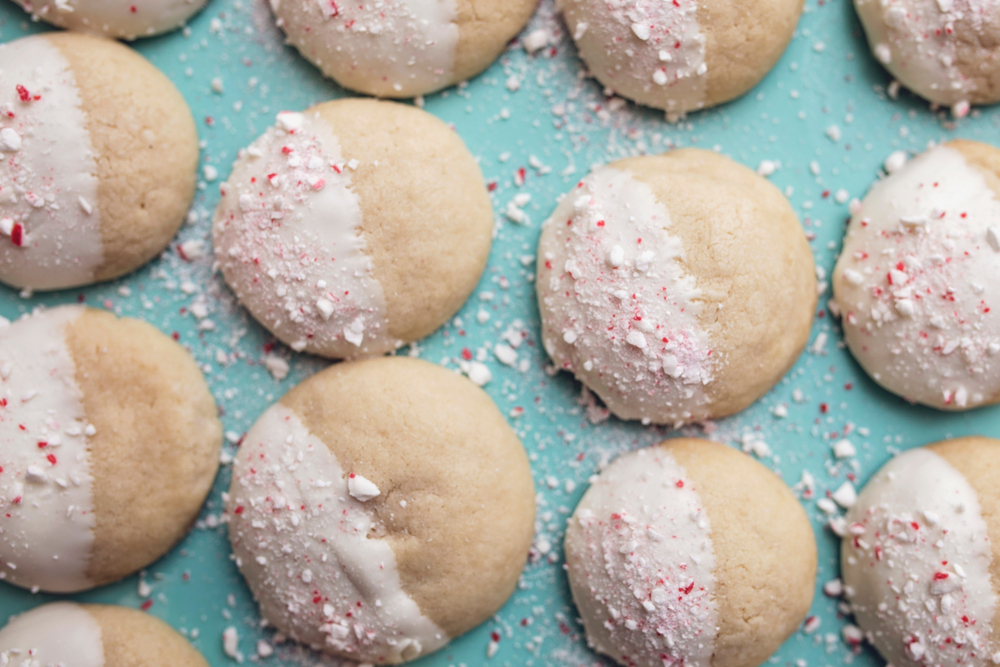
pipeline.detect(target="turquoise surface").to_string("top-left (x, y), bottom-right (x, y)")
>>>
top-left (1, 0), bottom-right (1000, 665)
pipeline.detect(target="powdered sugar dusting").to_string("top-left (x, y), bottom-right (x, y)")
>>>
top-left (213, 111), bottom-right (391, 359)
top-left (832, 144), bottom-right (1000, 410)
top-left (537, 165), bottom-right (712, 425)
top-left (842, 447), bottom-right (996, 667)
top-left (0, 36), bottom-right (103, 291)
top-left (226, 403), bottom-right (447, 663)
top-left (564, 446), bottom-right (717, 667)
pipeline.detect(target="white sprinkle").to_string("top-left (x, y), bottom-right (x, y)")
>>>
top-left (494, 344), bottom-right (518, 366)
top-left (832, 439), bottom-right (856, 459)
top-left (874, 43), bottom-right (892, 64)
top-left (137, 578), bottom-right (152, 598)
top-left (757, 160), bottom-right (777, 177)
top-left (275, 111), bottom-right (304, 132)
top-left (256, 641), bottom-right (274, 658)
top-left (625, 331), bottom-right (647, 349)
top-left (817, 497), bottom-right (838, 514)
top-left (211, 77), bottom-right (224, 94)
top-left (521, 29), bottom-right (549, 53)
top-left (222, 626), bottom-right (244, 663)
top-left (810, 332), bottom-right (828, 355)
top-left (843, 269), bottom-right (864, 286)
top-left (348, 473), bottom-right (380, 502)
top-left (823, 578), bottom-right (843, 597)
top-left (487, 639), bottom-right (500, 658)
top-left (315, 298), bottom-right (336, 320)
top-left (987, 226), bottom-right (1000, 252)
top-left (25, 465), bottom-right (47, 483)
top-left (262, 354), bottom-right (289, 381)
top-left (884, 150), bottom-right (908, 174)
top-left (573, 21), bottom-right (588, 39)
top-left (461, 360), bottom-right (492, 386)
top-left (631, 22), bottom-right (650, 40)
top-left (825, 125), bottom-right (842, 142)
top-left (203, 165), bottom-right (218, 182)
top-left (78, 196), bottom-right (92, 215)
top-left (0, 128), bottom-right (22, 152)
top-left (832, 482), bottom-right (857, 508)
top-left (607, 245), bottom-right (625, 267)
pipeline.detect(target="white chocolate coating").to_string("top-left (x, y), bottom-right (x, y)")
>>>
top-left (854, 0), bottom-right (993, 106)
top-left (832, 145), bottom-right (1000, 410)
top-left (558, 0), bottom-right (706, 116)
top-left (0, 306), bottom-right (96, 593)
top-left (227, 403), bottom-right (447, 663)
top-left (213, 111), bottom-right (391, 359)
top-left (537, 166), bottom-right (712, 425)
top-left (0, 602), bottom-right (104, 667)
top-left (0, 35), bottom-right (104, 291)
top-left (842, 448), bottom-right (997, 667)
top-left (565, 446), bottom-right (718, 667)
top-left (16, 0), bottom-right (207, 40)
top-left (273, 0), bottom-right (460, 98)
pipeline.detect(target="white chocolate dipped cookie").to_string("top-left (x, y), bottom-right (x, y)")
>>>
top-left (855, 0), bottom-right (1000, 113)
top-left (565, 438), bottom-right (816, 667)
top-left (832, 141), bottom-right (1000, 411)
top-left (0, 305), bottom-right (222, 593)
top-left (558, 0), bottom-right (803, 118)
top-left (213, 99), bottom-right (493, 359)
top-left (0, 33), bottom-right (198, 292)
top-left (841, 436), bottom-right (1000, 667)
top-left (271, 0), bottom-right (538, 98)
top-left (536, 149), bottom-right (816, 426)
top-left (226, 356), bottom-right (535, 664)
top-left (0, 602), bottom-right (210, 667)
top-left (12, 0), bottom-right (208, 40)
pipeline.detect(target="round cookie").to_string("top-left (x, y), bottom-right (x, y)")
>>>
top-left (565, 438), bottom-right (817, 667)
top-left (270, 0), bottom-right (538, 98)
top-left (0, 33), bottom-right (199, 291)
top-left (841, 436), bottom-right (1000, 667)
top-left (0, 602), bottom-right (210, 667)
top-left (855, 0), bottom-right (1000, 112)
top-left (0, 305), bottom-right (222, 593)
top-left (536, 148), bottom-right (817, 426)
top-left (12, 0), bottom-right (208, 40)
top-left (226, 356), bottom-right (535, 664)
top-left (558, 0), bottom-right (803, 118)
top-left (832, 140), bottom-right (1000, 411)
top-left (213, 99), bottom-right (492, 359)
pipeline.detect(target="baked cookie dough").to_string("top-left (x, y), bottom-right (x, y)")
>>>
top-left (558, 0), bottom-right (803, 118)
top-left (855, 0), bottom-right (1000, 112)
top-left (0, 33), bottom-right (198, 291)
top-left (12, 0), bottom-right (208, 40)
top-left (565, 438), bottom-right (816, 667)
top-left (227, 357), bottom-right (535, 664)
top-left (537, 149), bottom-right (816, 426)
top-left (271, 0), bottom-right (538, 98)
top-left (213, 99), bottom-right (492, 359)
top-left (832, 141), bottom-right (1000, 410)
top-left (842, 436), bottom-right (1000, 667)
top-left (0, 602), bottom-right (210, 667)
top-left (0, 305), bottom-right (222, 593)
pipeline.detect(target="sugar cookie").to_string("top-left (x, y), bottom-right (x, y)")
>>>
top-left (0, 305), bottom-right (221, 593)
top-left (565, 438), bottom-right (816, 667)
top-left (842, 436), bottom-right (1000, 667)
top-left (0, 602), bottom-right (209, 667)
top-left (213, 99), bottom-right (492, 359)
top-left (12, 0), bottom-right (208, 40)
top-left (537, 149), bottom-right (816, 425)
top-left (271, 0), bottom-right (538, 97)
top-left (832, 141), bottom-right (1000, 410)
top-left (558, 0), bottom-right (803, 117)
top-left (855, 0), bottom-right (1000, 111)
top-left (227, 356), bottom-right (535, 664)
top-left (0, 33), bottom-right (198, 291)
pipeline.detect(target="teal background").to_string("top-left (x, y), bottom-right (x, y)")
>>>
top-left (1, 0), bottom-right (999, 665)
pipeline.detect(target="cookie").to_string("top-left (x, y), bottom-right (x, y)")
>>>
top-left (227, 356), bottom-right (535, 664)
top-left (565, 438), bottom-right (816, 667)
top-left (841, 436), bottom-right (1000, 667)
top-left (213, 99), bottom-right (492, 359)
top-left (558, 0), bottom-right (803, 118)
top-left (12, 0), bottom-right (208, 40)
top-left (270, 0), bottom-right (538, 98)
top-left (0, 602), bottom-right (209, 667)
top-left (832, 140), bottom-right (1000, 410)
top-left (0, 305), bottom-right (222, 593)
top-left (855, 0), bottom-right (1000, 112)
top-left (0, 33), bottom-right (199, 291)
top-left (536, 149), bottom-right (816, 426)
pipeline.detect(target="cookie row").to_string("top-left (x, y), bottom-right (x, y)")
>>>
top-left (10, 0), bottom-right (999, 118)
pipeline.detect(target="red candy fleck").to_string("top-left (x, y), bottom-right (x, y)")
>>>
top-left (233, 506), bottom-right (244, 515)
top-left (675, 480), bottom-right (684, 488)
top-left (46, 454), bottom-right (56, 465)
top-left (10, 223), bottom-right (23, 247)
top-left (16, 85), bottom-right (30, 102)
top-left (140, 600), bottom-right (153, 611)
